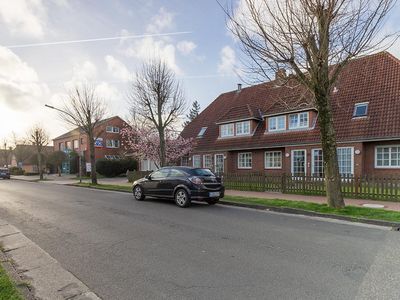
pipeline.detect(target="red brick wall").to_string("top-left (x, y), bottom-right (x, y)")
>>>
top-left (53, 117), bottom-right (129, 162)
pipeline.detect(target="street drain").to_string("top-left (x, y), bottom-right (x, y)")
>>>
top-left (391, 227), bottom-right (400, 231)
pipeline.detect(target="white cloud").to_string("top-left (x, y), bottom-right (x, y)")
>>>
top-left (0, 0), bottom-right (47, 38)
top-left (64, 61), bottom-right (97, 90)
top-left (146, 7), bottom-right (174, 33)
top-left (218, 46), bottom-right (236, 75)
top-left (124, 36), bottom-right (182, 75)
top-left (0, 46), bottom-right (49, 110)
top-left (177, 40), bottom-right (197, 55)
top-left (105, 55), bottom-right (132, 82)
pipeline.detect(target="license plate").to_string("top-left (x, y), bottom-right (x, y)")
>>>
top-left (209, 192), bottom-right (220, 197)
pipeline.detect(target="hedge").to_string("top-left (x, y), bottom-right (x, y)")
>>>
top-left (96, 158), bottom-right (137, 177)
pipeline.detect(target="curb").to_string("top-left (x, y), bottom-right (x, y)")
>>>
top-left (0, 221), bottom-right (102, 300)
top-left (219, 200), bottom-right (400, 229)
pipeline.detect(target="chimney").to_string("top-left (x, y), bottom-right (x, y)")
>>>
top-left (275, 68), bottom-right (287, 80)
top-left (237, 83), bottom-right (242, 92)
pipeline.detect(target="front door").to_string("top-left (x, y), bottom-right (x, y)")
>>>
top-left (291, 150), bottom-right (306, 176)
top-left (214, 154), bottom-right (224, 175)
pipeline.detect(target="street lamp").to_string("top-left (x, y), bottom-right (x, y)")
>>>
top-left (45, 104), bottom-right (83, 183)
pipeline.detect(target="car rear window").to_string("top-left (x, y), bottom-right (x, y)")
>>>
top-left (190, 168), bottom-right (215, 176)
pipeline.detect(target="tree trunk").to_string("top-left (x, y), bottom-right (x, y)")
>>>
top-left (38, 152), bottom-right (43, 180)
top-left (159, 128), bottom-right (166, 167)
top-left (316, 93), bottom-right (345, 208)
top-left (58, 165), bottom-right (61, 176)
top-left (89, 137), bottom-right (97, 184)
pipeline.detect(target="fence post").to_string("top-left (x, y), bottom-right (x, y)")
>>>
top-left (281, 173), bottom-right (286, 194)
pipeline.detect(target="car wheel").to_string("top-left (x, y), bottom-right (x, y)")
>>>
top-left (133, 185), bottom-right (145, 201)
top-left (175, 189), bottom-right (191, 208)
top-left (206, 198), bottom-right (219, 205)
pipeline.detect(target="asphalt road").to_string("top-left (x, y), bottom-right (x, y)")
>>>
top-left (0, 180), bottom-right (398, 300)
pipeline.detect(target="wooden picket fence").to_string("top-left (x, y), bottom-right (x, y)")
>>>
top-left (221, 173), bottom-right (400, 201)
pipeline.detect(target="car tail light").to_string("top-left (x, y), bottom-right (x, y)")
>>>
top-left (189, 176), bottom-right (203, 185)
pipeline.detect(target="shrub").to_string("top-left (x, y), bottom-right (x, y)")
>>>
top-left (9, 167), bottom-right (24, 175)
top-left (24, 172), bottom-right (39, 176)
top-left (96, 158), bottom-right (137, 177)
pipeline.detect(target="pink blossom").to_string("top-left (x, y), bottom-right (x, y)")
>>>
top-left (121, 125), bottom-right (194, 168)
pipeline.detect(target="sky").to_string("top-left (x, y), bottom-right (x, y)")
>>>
top-left (0, 0), bottom-right (400, 144)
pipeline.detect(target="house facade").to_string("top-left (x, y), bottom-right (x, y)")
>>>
top-left (181, 52), bottom-right (400, 178)
top-left (52, 116), bottom-right (129, 173)
top-left (10, 145), bottom-right (54, 173)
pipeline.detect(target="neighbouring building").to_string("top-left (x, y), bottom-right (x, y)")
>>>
top-left (52, 116), bottom-right (129, 173)
top-left (181, 52), bottom-right (400, 177)
top-left (11, 144), bottom-right (54, 173)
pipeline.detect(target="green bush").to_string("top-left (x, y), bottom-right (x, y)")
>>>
top-left (96, 158), bottom-right (137, 177)
top-left (24, 172), bottom-right (39, 176)
top-left (9, 167), bottom-right (24, 175)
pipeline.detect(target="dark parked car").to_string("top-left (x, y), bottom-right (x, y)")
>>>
top-left (132, 167), bottom-right (225, 207)
top-left (0, 168), bottom-right (10, 179)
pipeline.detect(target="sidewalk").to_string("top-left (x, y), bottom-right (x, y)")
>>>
top-left (11, 174), bottom-right (132, 186)
top-left (225, 190), bottom-right (400, 212)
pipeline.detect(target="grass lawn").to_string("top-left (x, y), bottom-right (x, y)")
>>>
top-left (224, 195), bottom-right (400, 223)
top-left (0, 263), bottom-right (22, 300)
top-left (74, 182), bottom-right (132, 193)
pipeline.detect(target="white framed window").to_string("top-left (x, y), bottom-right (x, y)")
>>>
top-left (203, 154), bottom-right (213, 169)
top-left (106, 126), bottom-right (120, 133)
top-left (268, 116), bottom-right (286, 131)
top-left (106, 139), bottom-right (120, 148)
top-left (66, 141), bottom-right (72, 149)
top-left (353, 102), bottom-right (368, 117)
top-left (238, 152), bottom-right (252, 169)
top-left (181, 156), bottom-right (189, 166)
top-left (311, 149), bottom-right (324, 177)
top-left (311, 147), bottom-right (354, 177)
top-left (215, 154), bottom-right (224, 174)
top-left (197, 127), bottom-right (207, 137)
top-left (289, 112), bottom-right (309, 129)
top-left (375, 146), bottom-right (400, 168)
top-left (236, 121), bottom-right (251, 135)
top-left (265, 151), bottom-right (282, 169)
top-left (73, 139), bottom-right (79, 149)
top-left (291, 150), bottom-right (306, 176)
top-left (220, 123), bottom-right (234, 137)
top-left (337, 147), bottom-right (354, 176)
top-left (193, 155), bottom-right (201, 168)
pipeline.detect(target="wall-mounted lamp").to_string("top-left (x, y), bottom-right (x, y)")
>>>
top-left (285, 153), bottom-right (290, 157)
top-left (354, 149), bottom-right (361, 155)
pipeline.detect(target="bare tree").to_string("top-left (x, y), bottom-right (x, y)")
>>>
top-left (222, 0), bottom-right (396, 208)
top-left (61, 84), bottom-right (106, 184)
top-left (28, 125), bottom-right (49, 180)
top-left (128, 60), bottom-right (186, 167)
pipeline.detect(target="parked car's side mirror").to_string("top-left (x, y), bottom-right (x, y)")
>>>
top-left (145, 174), bottom-right (151, 180)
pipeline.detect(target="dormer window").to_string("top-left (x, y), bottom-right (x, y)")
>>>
top-left (236, 121), bottom-right (251, 135)
top-left (221, 123), bottom-right (234, 137)
top-left (268, 115), bottom-right (286, 131)
top-left (353, 102), bottom-right (368, 117)
top-left (197, 127), bottom-right (207, 138)
top-left (289, 112), bottom-right (308, 129)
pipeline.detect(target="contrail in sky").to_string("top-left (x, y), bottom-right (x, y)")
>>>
top-left (5, 31), bottom-right (192, 49)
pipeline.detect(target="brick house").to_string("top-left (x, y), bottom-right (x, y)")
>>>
top-left (10, 145), bottom-right (54, 173)
top-left (181, 52), bottom-right (400, 177)
top-left (52, 116), bottom-right (129, 173)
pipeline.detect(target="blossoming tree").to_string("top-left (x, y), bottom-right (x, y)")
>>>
top-left (122, 125), bottom-right (194, 169)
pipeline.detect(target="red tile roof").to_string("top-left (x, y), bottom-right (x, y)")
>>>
top-left (182, 52), bottom-right (400, 151)
top-left (217, 104), bottom-right (262, 124)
